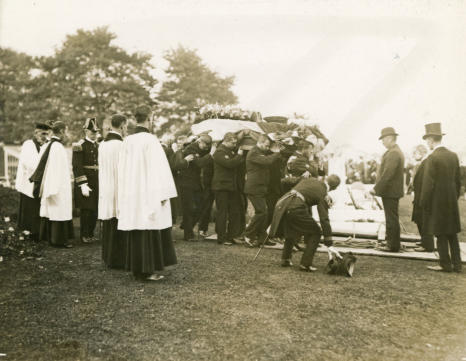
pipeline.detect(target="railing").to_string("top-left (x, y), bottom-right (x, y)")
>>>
top-left (2, 146), bottom-right (20, 188)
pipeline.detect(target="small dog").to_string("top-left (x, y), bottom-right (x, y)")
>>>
top-left (326, 252), bottom-right (357, 277)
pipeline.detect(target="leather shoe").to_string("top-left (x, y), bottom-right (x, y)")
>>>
top-left (299, 264), bottom-right (317, 272)
top-left (281, 259), bottom-right (293, 267)
top-left (64, 243), bottom-right (74, 248)
top-left (427, 265), bottom-right (452, 272)
top-left (243, 236), bottom-right (253, 247)
top-left (82, 237), bottom-right (92, 244)
top-left (146, 274), bottom-right (165, 281)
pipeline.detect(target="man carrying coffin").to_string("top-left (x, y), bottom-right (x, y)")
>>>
top-left (72, 117), bottom-right (99, 244)
top-left (118, 105), bottom-right (178, 281)
top-left (30, 121), bottom-right (74, 247)
top-left (16, 123), bottom-right (50, 241)
top-left (269, 175), bottom-right (342, 271)
top-left (98, 114), bottom-right (127, 269)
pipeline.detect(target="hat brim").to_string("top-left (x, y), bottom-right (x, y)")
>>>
top-left (422, 133), bottom-right (445, 140)
top-left (379, 133), bottom-right (398, 140)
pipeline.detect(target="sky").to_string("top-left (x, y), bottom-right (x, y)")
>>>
top-left (1, 0), bottom-right (466, 158)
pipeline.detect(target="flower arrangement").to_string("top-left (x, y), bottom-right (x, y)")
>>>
top-left (197, 104), bottom-right (262, 122)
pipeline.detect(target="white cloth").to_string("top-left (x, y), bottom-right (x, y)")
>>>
top-left (117, 132), bottom-right (177, 230)
top-left (98, 137), bottom-right (123, 220)
top-left (15, 139), bottom-right (41, 197)
top-left (39, 141), bottom-right (73, 221)
top-left (191, 118), bottom-right (264, 141)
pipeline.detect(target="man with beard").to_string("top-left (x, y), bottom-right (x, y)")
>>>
top-left (72, 117), bottom-right (100, 244)
top-left (16, 123), bottom-right (50, 241)
top-left (99, 114), bottom-right (127, 269)
top-left (117, 105), bottom-right (177, 281)
top-left (30, 121), bottom-right (74, 247)
top-left (212, 132), bottom-right (245, 245)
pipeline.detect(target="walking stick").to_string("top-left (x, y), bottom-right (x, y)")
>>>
top-left (371, 194), bottom-right (383, 210)
top-left (252, 234), bottom-right (270, 262)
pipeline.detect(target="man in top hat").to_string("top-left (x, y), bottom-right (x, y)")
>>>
top-left (30, 121), bottom-right (74, 247)
top-left (15, 123), bottom-right (50, 241)
top-left (72, 117), bottom-right (100, 244)
top-left (98, 114), bottom-right (127, 269)
top-left (370, 127), bottom-right (405, 252)
top-left (117, 105), bottom-right (177, 281)
top-left (269, 174), bottom-right (342, 271)
top-left (420, 123), bottom-right (462, 272)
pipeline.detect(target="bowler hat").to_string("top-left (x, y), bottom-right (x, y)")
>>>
top-left (83, 117), bottom-right (99, 132)
top-left (35, 122), bottom-right (51, 131)
top-left (378, 127), bottom-right (398, 140)
top-left (422, 122), bottom-right (445, 139)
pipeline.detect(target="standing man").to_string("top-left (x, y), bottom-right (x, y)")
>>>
top-left (243, 135), bottom-right (281, 247)
top-left (420, 123), bottom-right (462, 272)
top-left (411, 144), bottom-right (434, 252)
top-left (370, 127), bottom-right (405, 252)
top-left (98, 114), bottom-right (127, 269)
top-left (117, 105), bottom-right (177, 281)
top-left (174, 134), bottom-right (212, 241)
top-left (212, 133), bottom-right (245, 245)
top-left (269, 175), bottom-right (342, 271)
top-left (72, 117), bottom-right (99, 244)
top-left (30, 121), bottom-right (74, 247)
top-left (16, 123), bottom-right (50, 241)
top-left (198, 152), bottom-right (215, 238)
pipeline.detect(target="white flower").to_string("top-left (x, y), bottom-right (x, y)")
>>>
top-left (19, 236), bottom-right (24, 241)
top-left (8, 227), bottom-right (14, 232)
top-left (23, 230), bottom-right (30, 235)
top-left (4, 217), bottom-right (10, 222)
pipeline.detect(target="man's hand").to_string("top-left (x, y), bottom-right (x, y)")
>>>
top-left (184, 154), bottom-right (195, 162)
top-left (238, 148), bottom-right (244, 156)
top-left (80, 184), bottom-right (92, 197)
top-left (327, 246), bottom-right (342, 260)
top-left (325, 195), bottom-right (334, 208)
top-left (369, 188), bottom-right (376, 196)
top-left (270, 143), bottom-right (281, 153)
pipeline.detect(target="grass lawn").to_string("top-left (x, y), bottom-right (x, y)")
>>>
top-left (1, 196), bottom-right (466, 361)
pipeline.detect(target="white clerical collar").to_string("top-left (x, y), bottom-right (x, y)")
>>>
top-left (51, 136), bottom-right (61, 140)
top-left (85, 136), bottom-right (95, 144)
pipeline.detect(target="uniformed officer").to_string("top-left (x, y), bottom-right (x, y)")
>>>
top-left (72, 117), bottom-right (99, 243)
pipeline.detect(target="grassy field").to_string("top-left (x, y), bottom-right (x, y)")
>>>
top-left (1, 196), bottom-right (465, 361)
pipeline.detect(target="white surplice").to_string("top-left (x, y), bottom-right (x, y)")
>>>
top-left (15, 139), bottom-right (41, 197)
top-left (98, 134), bottom-right (123, 220)
top-left (117, 131), bottom-right (177, 231)
top-left (39, 139), bottom-right (73, 221)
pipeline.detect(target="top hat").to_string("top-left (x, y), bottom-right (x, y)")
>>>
top-left (378, 127), bottom-right (398, 140)
top-left (83, 117), bottom-right (99, 132)
top-left (422, 122), bottom-right (445, 139)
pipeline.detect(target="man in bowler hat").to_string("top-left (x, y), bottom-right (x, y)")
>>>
top-left (72, 117), bottom-right (100, 243)
top-left (420, 123), bottom-right (462, 272)
top-left (370, 127), bottom-right (405, 252)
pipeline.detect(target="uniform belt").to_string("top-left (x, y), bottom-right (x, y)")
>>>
top-left (83, 165), bottom-right (98, 170)
top-left (289, 189), bottom-right (306, 203)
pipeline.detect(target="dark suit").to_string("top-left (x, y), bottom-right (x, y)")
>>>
top-left (244, 146), bottom-right (281, 242)
top-left (269, 178), bottom-right (332, 267)
top-left (374, 144), bottom-right (405, 251)
top-left (72, 138), bottom-right (99, 239)
top-left (212, 144), bottom-right (244, 242)
top-left (411, 159), bottom-right (434, 251)
top-left (198, 155), bottom-right (214, 233)
top-left (174, 142), bottom-right (211, 240)
top-left (420, 146), bottom-right (462, 271)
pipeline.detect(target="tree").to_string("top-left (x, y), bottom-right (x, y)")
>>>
top-left (41, 27), bottom-right (157, 140)
top-left (156, 45), bottom-right (238, 135)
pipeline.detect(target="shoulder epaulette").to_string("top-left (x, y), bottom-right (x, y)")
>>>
top-left (72, 139), bottom-right (85, 151)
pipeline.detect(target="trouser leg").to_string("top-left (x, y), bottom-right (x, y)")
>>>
top-left (227, 191), bottom-right (242, 239)
top-left (244, 195), bottom-right (268, 241)
top-left (416, 219), bottom-right (434, 251)
top-left (448, 233), bottom-right (462, 271)
top-left (180, 187), bottom-right (195, 240)
top-left (382, 197), bottom-right (400, 251)
top-left (215, 191), bottom-right (229, 243)
top-left (198, 189), bottom-right (214, 232)
top-left (436, 235), bottom-right (453, 271)
top-left (282, 238), bottom-right (295, 261)
top-left (300, 234), bottom-right (321, 268)
top-left (80, 209), bottom-right (92, 238)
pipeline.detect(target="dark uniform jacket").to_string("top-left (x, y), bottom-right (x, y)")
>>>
top-left (244, 146), bottom-right (281, 196)
top-left (374, 144), bottom-right (405, 198)
top-left (411, 158), bottom-right (427, 224)
top-left (269, 178), bottom-right (331, 241)
top-left (420, 146), bottom-right (461, 235)
top-left (174, 142), bottom-right (211, 191)
top-left (212, 144), bottom-right (244, 192)
top-left (72, 138), bottom-right (98, 210)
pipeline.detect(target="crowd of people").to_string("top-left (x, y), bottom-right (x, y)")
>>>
top-left (345, 157), bottom-right (378, 184)
top-left (13, 107), bottom-right (463, 281)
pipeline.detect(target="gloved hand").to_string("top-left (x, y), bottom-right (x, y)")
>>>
top-left (327, 245), bottom-right (342, 260)
top-left (184, 154), bottom-right (195, 162)
top-left (80, 183), bottom-right (92, 197)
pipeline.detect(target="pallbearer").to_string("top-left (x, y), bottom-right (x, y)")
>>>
top-left (98, 114), bottom-right (127, 269)
top-left (118, 105), bottom-right (178, 281)
top-left (16, 123), bottom-right (50, 241)
top-left (30, 121), bottom-right (74, 247)
top-left (72, 117), bottom-right (99, 243)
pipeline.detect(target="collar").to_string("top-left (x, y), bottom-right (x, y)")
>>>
top-left (85, 136), bottom-right (95, 144)
top-left (134, 126), bottom-right (150, 134)
top-left (105, 131), bottom-right (123, 141)
top-left (433, 144), bottom-right (444, 151)
top-left (32, 138), bottom-right (41, 151)
top-left (51, 136), bottom-right (61, 141)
